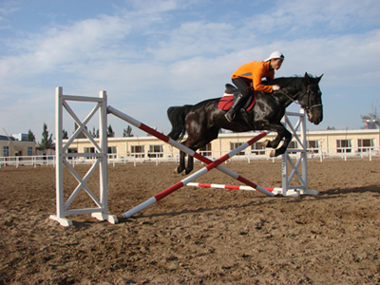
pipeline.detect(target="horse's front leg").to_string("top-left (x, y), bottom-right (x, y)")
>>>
top-left (263, 124), bottom-right (292, 157)
top-left (272, 128), bottom-right (292, 157)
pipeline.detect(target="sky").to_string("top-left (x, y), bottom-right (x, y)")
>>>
top-left (0, 0), bottom-right (379, 142)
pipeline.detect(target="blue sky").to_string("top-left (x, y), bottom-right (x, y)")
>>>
top-left (1, 0), bottom-right (379, 142)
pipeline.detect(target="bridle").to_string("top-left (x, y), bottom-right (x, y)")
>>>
top-left (278, 85), bottom-right (322, 113)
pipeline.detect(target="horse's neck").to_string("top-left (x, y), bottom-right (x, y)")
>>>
top-left (273, 89), bottom-right (298, 108)
top-left (269, 77), bottom-right (305, 107)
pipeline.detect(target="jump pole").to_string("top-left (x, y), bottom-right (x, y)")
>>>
top-left (121, 131), bottom-right (274, 218)
top-left (186, 182), bottom-right (283, 194)
top-left (107, 106), bottom-right (274, 197)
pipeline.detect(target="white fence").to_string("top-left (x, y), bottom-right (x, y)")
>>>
top-left (1, 146), bottom-right (379, 168)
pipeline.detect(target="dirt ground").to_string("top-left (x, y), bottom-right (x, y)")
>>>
top-left (1, 158), bottom-right (380, 284)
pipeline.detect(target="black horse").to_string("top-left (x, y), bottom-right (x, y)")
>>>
top-left (167, 72), bottom-right (323, 174)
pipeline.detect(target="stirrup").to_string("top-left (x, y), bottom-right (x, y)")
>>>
top-left (225, 111), bottom-right (235, 122)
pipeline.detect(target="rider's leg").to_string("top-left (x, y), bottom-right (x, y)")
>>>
top-left (224, 94), bottom-right (245, 122)
top-left (224, 78), bottom-right (251, 122)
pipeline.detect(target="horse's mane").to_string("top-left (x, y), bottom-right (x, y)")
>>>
top-left (263, 73), bottom-right (318, 89)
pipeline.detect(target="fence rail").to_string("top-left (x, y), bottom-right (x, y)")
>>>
top-left (1, 146), bottom-right (379, 168)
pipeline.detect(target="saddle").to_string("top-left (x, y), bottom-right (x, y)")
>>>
top-left (218, 84), bottom-right (257, 111)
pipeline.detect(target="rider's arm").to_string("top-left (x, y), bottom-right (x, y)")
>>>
top-left (252, 62), bottom-right (275, 93)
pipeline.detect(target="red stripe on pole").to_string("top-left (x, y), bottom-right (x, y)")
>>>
top-left (193, 152), bottom-right (211, 163)
top-left (139, 123), bottom-right (170, 143)
top-left (246, 131), bottom-right (267, 145)
top-left (154, 181), bottom-right (184, 201)
top-left (224, 185), bottom-right (241, 190)
top-left (197, 183), bottom-right (212, 187)
top-left (205, 154), bottom-right (230, 170)
top-left (237, 176), bottom-right (258, 188)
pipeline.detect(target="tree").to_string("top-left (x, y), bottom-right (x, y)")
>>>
top-left (40, 123), bottom-right (54, 150)
top-left (62, 129), bottom-right (68, 139)
top-left (27, 129), bottom-right (35, 142)
top-left (107, 125), bottom-right (115, 137)
top-left (90, 127), bottom-right (99, 138)
top-left (123, 125), bottom-right (134, 137)
top-left (360, 100), bottom-right (380, 129)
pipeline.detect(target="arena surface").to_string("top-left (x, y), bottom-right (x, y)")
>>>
top-left (1, 158), bottom-right (380, 284)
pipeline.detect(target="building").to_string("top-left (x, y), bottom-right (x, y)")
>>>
top-left (1, 128), bottom-right (379, 160)
top-left (0, 135), bottom-right (37, 157)
top-left (61, 128), bottom-right (380, 160)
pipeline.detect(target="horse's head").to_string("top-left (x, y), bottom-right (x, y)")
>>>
top-left (298, 73), bottom-right (323, 125)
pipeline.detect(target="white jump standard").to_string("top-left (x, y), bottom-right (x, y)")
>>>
top-left (50, 87), bottom-right (118, 227)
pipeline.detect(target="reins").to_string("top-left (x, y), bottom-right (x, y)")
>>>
top-left (277, 85), bottom-right (322, 112)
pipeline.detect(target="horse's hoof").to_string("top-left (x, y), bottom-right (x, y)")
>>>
top-left (177, 166), bottom-right (185, 174)
top-left (173, 168), bottom-right (178, 174)
top-left (269, 150), bottom-right (276, 157)
top-left (263, 140), bottom-right (270, 148)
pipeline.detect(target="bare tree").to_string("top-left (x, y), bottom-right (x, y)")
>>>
top-left (361, 100), bottom-right (380, 128)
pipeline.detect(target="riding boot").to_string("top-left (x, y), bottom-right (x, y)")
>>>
top-left (224, 94), bottom-right (245, 122)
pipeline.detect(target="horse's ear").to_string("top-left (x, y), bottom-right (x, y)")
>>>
top-left (304, 72), bottom-right (310, 83)
top-left (317, 74), bottom-right (324, 82)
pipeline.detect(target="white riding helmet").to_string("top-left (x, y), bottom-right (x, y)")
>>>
top-left (265, 51), bottom-right (285, 61)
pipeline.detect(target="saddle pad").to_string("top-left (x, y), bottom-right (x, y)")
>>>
top-left (218, 92), bottom-right (256, 111)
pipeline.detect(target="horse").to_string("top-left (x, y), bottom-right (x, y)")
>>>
top-left (167, 72), bottom-right (323, 175)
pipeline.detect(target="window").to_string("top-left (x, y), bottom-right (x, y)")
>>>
top-left (3, 146), bottom-right (9, 157)
top-left (131, 145), bottom-right (145, 158)
top-left (68, 148), bottom-right (78, 154)
top-left (199, 143), bottom-right (212, 157)
top-left (27, 147), bottom-right (33, 156)
top-left (251, 141), bottom-right (266, 155)
top-left (66, 148), bottom-right (77, 160)
top-left (287, 141), bottom-right (298, 154)
top-left (84, 147), bottom-right (96, 159)
top-left (336, 139), bottom-right (352, 153)
top-left (149, 145), bottom-right (163, 158)
top-left (230, 142), bottom-right (245, 156)
top-left (108, 146), bottom-right (117, 158)
top-left (357, 139), bottom-right (374, 152)
top-left (307, 140), bottom-right (320, 153)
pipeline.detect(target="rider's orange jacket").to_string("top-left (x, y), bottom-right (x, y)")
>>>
top-left (231, 60), bottom-right (274, 93)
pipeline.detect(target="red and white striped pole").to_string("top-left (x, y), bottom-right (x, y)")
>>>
top-left (186, 182), bottom-right (282, 194)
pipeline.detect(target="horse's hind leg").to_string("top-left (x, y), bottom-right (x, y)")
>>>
top-left (177, 150), bottom-right (186, 174)
top-left (184, 128), bottom-right (220, 174)
top-left (185, 155), bottom-right (194, 175)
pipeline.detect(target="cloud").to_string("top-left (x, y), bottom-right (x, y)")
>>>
top-left (0, 0), bottom-right (379, 139)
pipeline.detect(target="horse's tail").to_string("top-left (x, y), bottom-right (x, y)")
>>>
top-left (167, 105), bottom-right (193, 141)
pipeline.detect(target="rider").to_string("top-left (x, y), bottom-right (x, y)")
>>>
top-left (224, 51), bottom-right (285, 122)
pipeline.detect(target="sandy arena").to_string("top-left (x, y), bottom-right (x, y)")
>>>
top-left (1, 158), bottom-right (380, 284)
